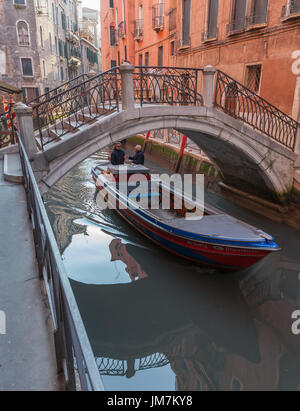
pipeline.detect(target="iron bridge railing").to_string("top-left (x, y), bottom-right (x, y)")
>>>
top-left (96, 353), bottom-right (170, 377)
top-left (28, 73), bottom-right (88, 106)
top-left (133, 66), bottom-right (204, 107)
top-left (31, 65), bottom-right (298, 153)
top-left (33, 67), bottom-right (120, 149)
top-left (33, 66), bottom-right (204, 150)
top-left (214, 70), bottom-right (298, 150)
top-left (18, 136), bottom-right (104, 391)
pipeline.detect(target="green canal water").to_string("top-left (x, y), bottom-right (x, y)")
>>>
top-left (44, 149), bottom-right (300, 391)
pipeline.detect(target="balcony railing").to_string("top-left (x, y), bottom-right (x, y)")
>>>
top-left (152, 3), bottom-right (164, 31)
top-left (118, 21), bottom-right (126, 39)
top-left (168, 8), bottom-right (176, 32)
top-left (134, 20), bottom-right (143, 40)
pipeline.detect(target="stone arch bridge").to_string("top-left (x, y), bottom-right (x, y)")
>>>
top-left (14, 64), bottom-right (300, 201)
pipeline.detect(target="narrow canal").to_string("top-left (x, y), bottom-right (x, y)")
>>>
top-left (44, 146), bottom-right (300, 391)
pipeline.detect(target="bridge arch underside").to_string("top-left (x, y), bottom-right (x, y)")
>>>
top-left (37, 108), bottom-right (295, 202)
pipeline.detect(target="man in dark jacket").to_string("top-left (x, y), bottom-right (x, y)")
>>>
top-left (110, 143), bottom-right (125, 165)
top-left (129, 145), bottom-right (145, 165)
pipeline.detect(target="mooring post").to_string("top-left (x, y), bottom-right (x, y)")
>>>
top-left (202, 65), bottom-right (217, 108)
top-left (119, 62), bottom-right (135, 111)
top-left (143, 131), bottom-right (151, 153)
top-left (14, 102), bottom-right (39, 160)
top-left (175, 135), bottom-right (187, 173)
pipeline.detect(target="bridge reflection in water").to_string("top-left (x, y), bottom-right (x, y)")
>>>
top-left (45, 154), bottom-right (300, 391)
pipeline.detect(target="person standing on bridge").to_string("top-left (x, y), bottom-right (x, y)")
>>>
top-left (110, 143), bottom-right (125, 165)
top-left (129, 145), bottom-right (145, 165)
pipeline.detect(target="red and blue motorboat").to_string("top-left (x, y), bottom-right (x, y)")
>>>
top-left (92, 163), bottom-right (280, 272)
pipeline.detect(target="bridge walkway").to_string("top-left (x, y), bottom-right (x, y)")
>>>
top-left (0, 158), bottom-right (63, 390)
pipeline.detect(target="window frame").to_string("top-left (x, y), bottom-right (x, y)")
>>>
top-left (14, 0), bottom-right (26, 6)
top-left (16, 20), bottom-right (30, 47)
top-left (281, 0), bottom-right (300, 20)
top-left (110, 25), bottom-right (116, 46)
top-left (244, 63), bottom-right (263, 95)
top-left (20, 57), bottom-right (34, 77)
top-left (40, 26), bottom-right (44, 48)
top-left (246, 0), bottom-right (269, 27)
top-left (228, 0), bottom-right (247, 34)
top-left (203, 0), bottom-right (219, 42)
top-left (181, 0), bottom-right (191, 47)
top-left (170, 40), bottom-right (175, 56)
top-left (158, 45), bottom-right (163, 67)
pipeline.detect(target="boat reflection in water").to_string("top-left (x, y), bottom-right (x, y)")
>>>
top-left (70, 234), bottom-right (299, 391)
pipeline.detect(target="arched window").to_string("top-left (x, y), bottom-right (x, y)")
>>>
top-left (17, 20), bottom-right (30, 46)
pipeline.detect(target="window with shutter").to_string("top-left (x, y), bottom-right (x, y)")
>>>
top-left (250, 0), bottom-right (268, 25)
top-left (158, 46), bottom-right (163, 66)
top-left (21, 58), bottom-right (33, 76)
top-left (231, 0), bottom-right (247, 31)
top-left (207, 0), bottom-right (219, 39)
top-left (182, 0), bottom-right (191, 46)
top-left (110, 26), bottom-right (116, 46)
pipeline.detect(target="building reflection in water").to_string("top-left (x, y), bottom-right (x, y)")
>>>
top-left (109, 239), bottom-right (148, 282)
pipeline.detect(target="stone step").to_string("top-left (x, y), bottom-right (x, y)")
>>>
top-left (4, 153), bottom-right (24, 184)
top-left (62, 120), bottom-right (79, 132)
top-left (77, 113), bottom-right (94, 122)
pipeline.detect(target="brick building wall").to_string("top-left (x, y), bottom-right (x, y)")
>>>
top-left (100, 0), bottom-right (135, 69)
top-left (174, 0), bottom-right (300, 116)
top-left (100, 0), bottom-right (300, 117)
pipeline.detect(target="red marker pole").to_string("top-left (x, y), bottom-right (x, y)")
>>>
top-left (175, 135), bottom-right (187, 173)
top-left (143, 131), bottom-right (151, 153)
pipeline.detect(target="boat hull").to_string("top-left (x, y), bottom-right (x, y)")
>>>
top-left (92, 172), bottom-right (276, 272)
top-left (117, 208), bottom-right (269, 272)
